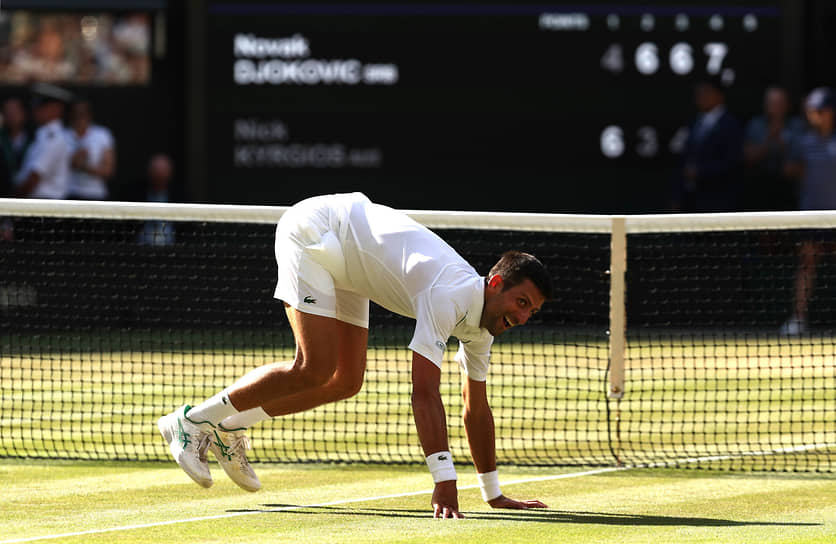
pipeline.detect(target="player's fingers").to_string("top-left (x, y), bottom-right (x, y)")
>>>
top-left (439, 506), bottom-right (463, 519)
top-left (493, 497), bottom-right (547, 510)
top-left (433, 504), bottom-right (441, 518)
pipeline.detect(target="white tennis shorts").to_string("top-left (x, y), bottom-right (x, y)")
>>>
top-left (273, 196), bottom-right (370, 328)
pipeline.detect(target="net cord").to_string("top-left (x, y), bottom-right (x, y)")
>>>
top-left (3, 198), bottom-right (836, 233)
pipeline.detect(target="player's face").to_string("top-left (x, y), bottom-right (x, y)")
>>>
top-left (480, 277), bottom-right (546, 337)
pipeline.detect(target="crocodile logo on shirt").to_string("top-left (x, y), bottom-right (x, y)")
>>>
top-left (303, 295), bottom-right (317, 304)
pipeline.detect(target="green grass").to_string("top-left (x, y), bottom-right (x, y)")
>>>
top-left (0, 461), bottom-right (834, 544)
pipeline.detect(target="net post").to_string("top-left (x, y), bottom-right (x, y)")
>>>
top-left (608, 216), bottom-right (626, 401)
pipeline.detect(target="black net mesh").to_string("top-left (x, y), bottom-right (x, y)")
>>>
top-left (0, 214), bottom-right (833, 471)
top-left (621, 229), bottom-right (836, 471)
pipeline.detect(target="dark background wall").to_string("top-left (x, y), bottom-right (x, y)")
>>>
top-left (2, 1), bottom-right (834, 213)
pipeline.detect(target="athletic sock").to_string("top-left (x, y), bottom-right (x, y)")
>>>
top-left (219, 406), bottom-right (271, 430)
top-left (186, 389), bottom-right (239, 427)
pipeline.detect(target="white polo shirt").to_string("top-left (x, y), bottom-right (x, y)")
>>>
top-left (15, 119), bottom-right (70, 199)
top-left (65, 124), bottom-right (115, 200)
top-left (292, 192), bottom-right (495, 381)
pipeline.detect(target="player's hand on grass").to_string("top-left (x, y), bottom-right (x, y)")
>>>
top-left (431, 480), bottom-right (464, 519)
top-left (487, 495), bottom-right (548, 510)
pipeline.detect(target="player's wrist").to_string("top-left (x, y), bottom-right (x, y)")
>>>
top-left (477, 470), bottom-right (502, 502)
top-left (426, 451), bottom-right (457, 483)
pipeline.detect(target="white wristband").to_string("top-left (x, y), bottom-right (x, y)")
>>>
top-left (426, 451), bottom-right (457, 483)
top-left (477, 470), bottom-right (502, 502)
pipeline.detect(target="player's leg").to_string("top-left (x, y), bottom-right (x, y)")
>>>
top-left (158, 311), bottom-right (340, 490)
top-left (794, 241), bottom-right (818, 322)
top-left (256, 304), bottom-right (369, 416)
top-left (782, 240), bottom-right (818, 335)
top-left (187, 309), bottom-right (339, 492)
top-left (218, 288), bottom-right (370, 421)
top-left (225, 310), bottom-right (341, 408)
top-left (159, 201), bottom-right (350, 489)
top-left (203, 300), bottom-right (367, 491)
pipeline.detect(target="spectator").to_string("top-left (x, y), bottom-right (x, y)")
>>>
top-left (137, 153), bottom-right (175, 246)
top-left (671, 75), bottom-right (744, 212)
top-left (0, 97), bottom-right (33, 195)
top-left (65, 98), bottom-right (116, 200)
top-left (13, 82), bottom-right (72, 199)
top-left (743, 85), bottom-right (805, 211)
top-left (779, 87), bottom-right (836, 336)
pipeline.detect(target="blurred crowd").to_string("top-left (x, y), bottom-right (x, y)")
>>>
top-left (0, 82), bottom-right (176, 245)
top-left (0, 82), bottom-right (173, 204)
top-left (671, 76), bottom-right (836, 215)
top-left (669, 76), bottom-right (836, 336)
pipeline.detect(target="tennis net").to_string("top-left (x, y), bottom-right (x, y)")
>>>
top-left (0, 199), bottom-right (834, 471)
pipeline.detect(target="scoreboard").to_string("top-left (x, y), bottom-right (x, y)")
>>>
top-left (203, 2), bottom-right (786, 212)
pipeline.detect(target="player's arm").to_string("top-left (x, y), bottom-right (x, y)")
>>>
top-left (411, 351), bottom-right (462, 519)
top-left (462, 377), bottom-right (548, 510)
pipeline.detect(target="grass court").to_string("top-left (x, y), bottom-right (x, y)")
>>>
top-left (1, 334), bottom-right (834, 542)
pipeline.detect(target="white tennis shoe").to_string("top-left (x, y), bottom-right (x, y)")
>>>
top-left (209, 428), bottom-right (261, 492)
top-left (158, 405), bottom-right (214, 488)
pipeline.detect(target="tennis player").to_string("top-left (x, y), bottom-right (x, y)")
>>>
top-left (158, 192), bottom-right (552, 518)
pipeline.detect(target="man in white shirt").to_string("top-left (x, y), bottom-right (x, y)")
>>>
top-left (65, 99), bottom-right (116, 200)
top-left (159, 192), bottom-right (553, 518)
top-left (14, 83), bottom-right (73, 199)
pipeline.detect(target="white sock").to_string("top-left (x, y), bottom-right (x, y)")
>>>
top-left (220, 406), bottom-right (271, 430)
top-left (186, 389), bottom-right (239, 427)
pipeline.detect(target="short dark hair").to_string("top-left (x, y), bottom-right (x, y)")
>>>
top-left (488, 251), bottom-right (554, 300)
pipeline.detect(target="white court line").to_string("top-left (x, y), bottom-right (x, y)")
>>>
top-left (3, 442), bottom-right (834, 544)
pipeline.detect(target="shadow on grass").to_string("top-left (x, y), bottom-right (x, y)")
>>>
top-left (226, 505), bottom-right (820, 526)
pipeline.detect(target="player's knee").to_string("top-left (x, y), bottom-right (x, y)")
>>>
top-left (331, 374), bottom-right (364, 401)
top-left (293, 356), bottom-right (337, 390)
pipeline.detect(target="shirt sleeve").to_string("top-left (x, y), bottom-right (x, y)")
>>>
top-left (454, 335), bottom-right (493, 382)
top-left (408, 287), bottom-right (458, 368)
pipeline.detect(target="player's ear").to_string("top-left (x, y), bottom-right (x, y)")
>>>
top-left (488, 274), bottom-right (503, 290)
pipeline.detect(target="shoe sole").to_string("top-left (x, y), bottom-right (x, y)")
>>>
top-left (219, 467), bottom-right (260, 492)
top-left (208, 446), bottom-right (261, 492)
